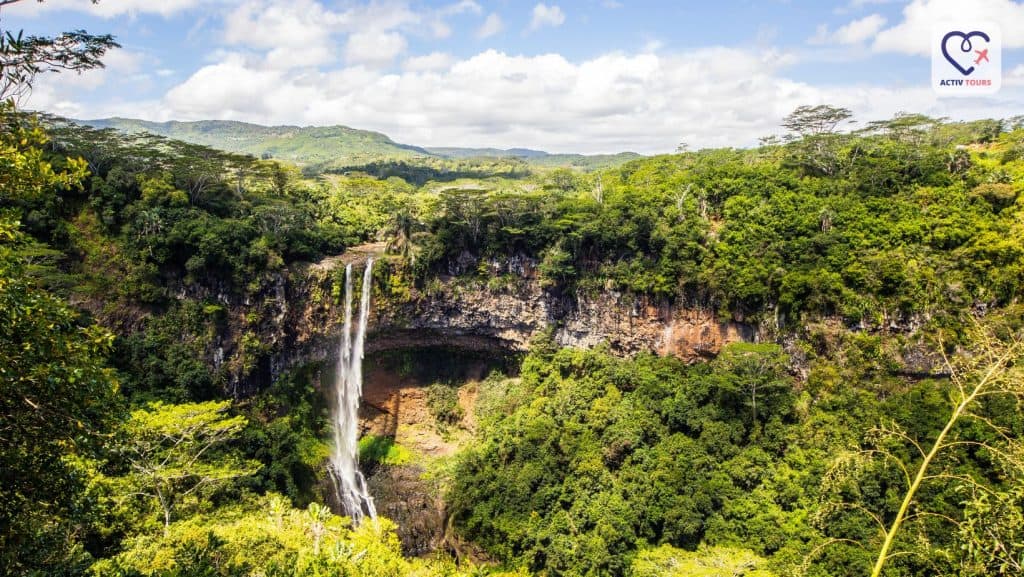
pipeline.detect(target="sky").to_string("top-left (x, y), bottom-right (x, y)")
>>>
top-left (3, 0), bottom-right (1024, 154)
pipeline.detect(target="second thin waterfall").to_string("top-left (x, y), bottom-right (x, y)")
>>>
top-left (329, 258), bottom-right (377, 524)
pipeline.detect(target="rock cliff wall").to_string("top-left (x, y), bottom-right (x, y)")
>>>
top-left (101, 249), bottom-right (936, 398)
top-left (236, 254), bottom-right (756, 395)
top-left (368, 275), bottom-right (755, 360)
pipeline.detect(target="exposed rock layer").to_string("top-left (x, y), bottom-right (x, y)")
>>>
top-left (369, 278), bottom-right (755, 360)
top-left (86, 249), bottom-right (941, 398)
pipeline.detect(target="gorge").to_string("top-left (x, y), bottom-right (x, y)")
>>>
top-left (7, 102), bottom-right (1021, 577)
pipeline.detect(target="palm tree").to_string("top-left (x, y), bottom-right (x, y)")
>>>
top-left (384, 209), bottom-right (421, 262)
top-left (306, 503), bottom-right (332, 555)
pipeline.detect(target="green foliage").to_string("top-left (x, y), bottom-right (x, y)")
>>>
top-left (448, 346), bottom-right (805, 576)
top-left (426, 382), bottom-right (465, 428)
top-left (83, 117), bottom-right (641, 176)
top-left (113, 400), bottom-right (259, 532)
top-left (628, 545), bottom-right (775, 577)
top-left (85, 118), bottom-right (436, 168)
top-left (9, 96), bottom-right (1024, 577)
top-left (114, 300), bottom-right (219, 401)
top-left (358, 435), bottom-right (413, 467)
top-left (0, 101), bottom-right (121, 574)
top-left (237, 370), bottom-right (330, 507)
top-left (407, 114), bottom-right (1024, 324)
top-left (32, 118), bottom-right (344, 295)
top-left (89, 494), bottom-right (441, 577)
top-left (317, 173), bottom-right (414, 244)
top-left (816, 323), bottom-right (1024, 577)
top-left (1, 102), bottom-right (89, 201)
top-left (957, 484), bottom-right (1024, 576)
top-left (0, 27), bottom-right (118, 102)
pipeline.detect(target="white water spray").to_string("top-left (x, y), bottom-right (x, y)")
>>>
top-left (329, 258), bottom-right (377, 524)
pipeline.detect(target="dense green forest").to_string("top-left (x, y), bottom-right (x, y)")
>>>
top-left (3, 19), bottom-right (1024, 577)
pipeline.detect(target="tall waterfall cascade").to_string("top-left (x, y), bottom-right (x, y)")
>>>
top-left (329, 258), bottom-right (377, 524)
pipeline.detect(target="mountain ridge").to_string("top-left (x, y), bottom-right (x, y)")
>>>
top-left (81, 117), bottom-right (643, 171)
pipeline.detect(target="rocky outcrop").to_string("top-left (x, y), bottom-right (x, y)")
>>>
top-left (126, 248), bottom-right (942, 398)
top-left (370, 277), bottom-right (755, 360)
top-left (196, 249), bottom-right (760, 397)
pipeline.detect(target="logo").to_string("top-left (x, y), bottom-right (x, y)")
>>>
top-left (933, 23), bottom-right (1001, 96)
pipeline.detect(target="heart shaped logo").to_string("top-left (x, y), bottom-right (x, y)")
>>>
top-left (941, 30), bottom-right (990, 76)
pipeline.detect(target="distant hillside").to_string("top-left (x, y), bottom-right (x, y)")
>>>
top-left (427, 146), bottom-right (643, 169)
top-left (426, 146), bottom-right (551, 159)
top-left (82, 118), bottom-right (643, 172)
top-left (82, 118), bottom-right (434, 167)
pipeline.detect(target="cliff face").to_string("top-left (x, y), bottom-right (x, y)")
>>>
top-left (369, 275), bottom-right (755, 360)
top-left (90, 249), bottom-right (936, 398)
top-left (156, 251), bottom-right (757, 396)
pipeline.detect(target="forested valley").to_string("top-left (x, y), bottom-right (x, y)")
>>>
top-left (3, 13), bottom-right (1024, 577)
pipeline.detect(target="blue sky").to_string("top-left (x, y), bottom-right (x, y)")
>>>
top-left (3, 0), bottom-right (1023, 153)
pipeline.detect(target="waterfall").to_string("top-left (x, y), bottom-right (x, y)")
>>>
top-left (329, 258), bottom-right (377, 524)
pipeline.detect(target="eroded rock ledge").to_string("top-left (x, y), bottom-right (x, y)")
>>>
top-left (218, 252), bottom-right (757, 395)
top-left (369, 277), bottom-right (754, 360)
top-left (132, 250), bottom-right (937, 398)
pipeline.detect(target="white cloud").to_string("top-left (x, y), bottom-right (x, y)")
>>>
top-left (161, 54), bottom-right (316, 120)
top-left (5, 0), bottom-right (206, 18)
top-left (224, 0), bottom-right (342, 49)
top-left (223, 0), bottom-right (345, 68)
top-left (37, 47), bottom-right (146, 92)
top-left (850, 0), bottom-right (897, 6)
top-left (477, 13), bottom-right (504, 39)
top-left (529, 3), bottom-right (566, 31)
top-left (834, 14), bottom-right (887, 43)
top-left (810, 14), bottom-right (887, 45)
top-left (74, 45), bottom-right (1009, 154)
top-left (416, 1), bottom-right (480, 37)
top-left (643, 39), bottom-right (664, 53)
top-left (1006, 64), bottom-right (1024, 86)
top-left (440, 0), bottom-right (482, 15)
top-left (345, 31), bottom-right (407, 66)
top-left (809, 24), bottom-right (831, 45)
top-left (102, 48), bottom-right (147, 75)
top-left (219, 0), bottom-right (482, 67)
top-left (30, 44), bottom-right (1024, 153)
top-left (19, 1), bottom-right (1024, 154)
top-left (403, 52), bottom-right (455, 72)
top-left (218, 0), bottom-right (434, 69)
top-left (873, 0), bottom-right (1024, 54)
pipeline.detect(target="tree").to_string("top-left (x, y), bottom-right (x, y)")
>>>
top-left (861, 113), bottom-right (943, 145)
top-left (820, 321), bottom-right (1024, 577)
top-left (867, 323), bottom-right (1024, 577)
top-left (781, 105), bottom-right (856, 177)
top-left (0, 102), bottom-right (89, 201)
top-left (384, 207), bottom-right (421, 261)
top-left (782, 105), bottom-right (855, 138)
top-left (957, 484), bottom-right (1024, 576)
top-left (712, 343), bottom-right (792, 427)
top-left (630, 545), bottom-right (776, 577)
top-left (117, 400), bottom-right (259, 534)
top-left (90, 494), bottom-right (419, 577)
top-left (0, 72), bottom-right (120, 572)
top-left (0, 0), bottom-right (118, 101)
top-left (0, 216), bottom-right (121, 572)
